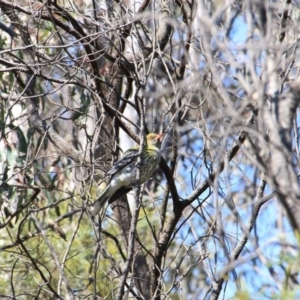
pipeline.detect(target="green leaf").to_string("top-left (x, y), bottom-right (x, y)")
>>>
top-left (55, 205), bottom-right (61, 217)
top-left (72, 94), bottom-right (90, 121)
top-left (15, 127), bottom-right (27, 153)
top-left (1, 164), bottom-right (9, 182)
top-left (7, 125), bottom-right (27, 153)
top-left (6, 145), bottom-right (16, 176)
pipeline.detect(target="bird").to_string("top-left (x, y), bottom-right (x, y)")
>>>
top-left (90, 133), bottom-right (163, 216)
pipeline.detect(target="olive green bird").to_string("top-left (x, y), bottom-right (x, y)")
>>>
top-left (90, 133), bottom-right (163, 215)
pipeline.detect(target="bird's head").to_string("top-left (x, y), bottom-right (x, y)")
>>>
top-left (146, 133), bottom-right (163, 149)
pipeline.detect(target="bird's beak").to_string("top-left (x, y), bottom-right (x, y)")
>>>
top-left (155, 133), bottom-right (163, 141)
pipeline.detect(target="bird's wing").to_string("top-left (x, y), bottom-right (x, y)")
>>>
top-left (106, 148), bottom-right (139, 176)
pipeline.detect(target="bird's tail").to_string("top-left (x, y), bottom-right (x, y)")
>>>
top-left (90, 189), bottom-right (110, 216)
